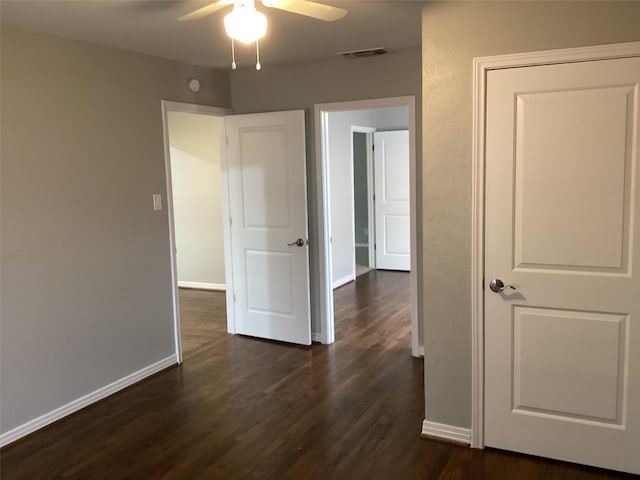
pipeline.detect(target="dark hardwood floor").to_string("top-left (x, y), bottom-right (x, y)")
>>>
top-left (1, 271), bottom-right (634, 479)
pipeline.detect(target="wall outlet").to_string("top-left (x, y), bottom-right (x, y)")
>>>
top-left (152, 193), bottom-right (162, 211)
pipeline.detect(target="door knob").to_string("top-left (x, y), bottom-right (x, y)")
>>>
top-left (489, 278), bottom-right (516, 293)
top-left (288, 238), bottom-right (305, 247)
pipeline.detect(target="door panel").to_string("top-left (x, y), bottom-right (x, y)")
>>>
top-left (226, 110), bottom-right (311, 345)
top-left (245, 250), bottom-right (294, 315)
top-left (484, 56), bottom-right (640, 474)
top-left (512, 307), bottom-right (626, 424)
top-left (374, 130), bottom-right (410, 270)
top-left (240, 128), bottom-right (290, 228)
top-left (513, 86), bottom-right (632, 272)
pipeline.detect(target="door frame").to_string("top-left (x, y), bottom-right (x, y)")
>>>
top-left (470, 41), bottom-right (640, 449)
top-left (315, 96), bottom-right (420, 357)
top-left (160, 100), bottom-right (234, 363)
top-left (351, 126), bottom-right (377, 273)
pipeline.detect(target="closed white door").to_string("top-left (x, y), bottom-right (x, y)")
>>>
top-left (226, 110), bottom-right (311, 345)
top-left (485, 56), bottom-right (640, 474)
top-left (374, 130), bottom-right (410, 271)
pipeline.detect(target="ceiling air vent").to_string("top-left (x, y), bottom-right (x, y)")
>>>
top-left (338, 47), bottom-right (388, 59)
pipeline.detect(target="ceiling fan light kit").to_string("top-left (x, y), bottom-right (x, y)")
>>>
top-left (224, 0), bottom-right (265, 70)
top-left (180, 0), bottom-right (347, 71)
top-left (224, 1), bottom-right (267, 44)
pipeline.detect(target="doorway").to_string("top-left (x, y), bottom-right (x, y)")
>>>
top-left (161, 101), bottom-right (233, 362)
top-left (315, 96), bottom-right (420, 357)
top-left (163, 104), bottom-right (314, 354)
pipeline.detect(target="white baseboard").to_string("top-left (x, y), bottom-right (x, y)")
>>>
top-left (0, 354), bottom-right (177, 447)
top-left (178, 281), bottom-right (226, 291)
top-left (332, 274), bottom-right (355, 290)
top-left (311, 332), bottom-right (322, 343)
top-left (355, 243), bottom-right (369, 248)
top-left (418, 345), bottom-right (425, 357)
top-left (421, 420), bottom-right (471, 444)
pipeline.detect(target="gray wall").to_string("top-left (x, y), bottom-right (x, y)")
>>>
top-left (0, 26), bottom-right (231, 434)
top-left (230, 49), bottom-right (422, 340)
top-left (421, 1), bottom-right (640, 428)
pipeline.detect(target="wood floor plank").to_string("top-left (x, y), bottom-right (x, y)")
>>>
top-left (1, 271), bottom-right (634, 479)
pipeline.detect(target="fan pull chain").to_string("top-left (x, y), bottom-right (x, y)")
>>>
top-left (231, 38), bottom-right (237, 70)
top-left (255, 39), bottom-right (261, 71)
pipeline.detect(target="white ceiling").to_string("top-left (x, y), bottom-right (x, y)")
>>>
top-left (0, 0), bottom-right (424, 70)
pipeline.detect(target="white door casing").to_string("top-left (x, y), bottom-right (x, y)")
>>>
top-left (484, 56), bottom-right (640, 474)
top-left (374, 130), bottom-right (410, 271)
top-left (226, 110), bottom-right (311, 345)
top-left (315, 96), bottom-right (420, 355)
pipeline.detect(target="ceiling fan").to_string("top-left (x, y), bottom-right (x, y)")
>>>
top-left (179, 0), bottom-right (347, 70)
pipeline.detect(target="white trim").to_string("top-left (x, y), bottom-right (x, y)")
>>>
top-left (314, 96), bottom-right (420, 358)
top-left (333, 274), bottom-right (355, 290)
top-left (418, 345), bottom-right (424, 357)
top-left (421, 420), bottom-right (471, 445)
top-left (366, 132), bottom-right (376, 269)
top-left (161, 100), bottom-right (234, 363)
top-left (219, 117), bottom-right (236, 335)
top-left (0, 355), bottom-right (177, 448)
top-left (351, 126), bottom-right (377, 273)
top-left (178, 281), bottom-right (226, 291)
top-left (473, 41), bottom-right (640, 73)
top-left (316, 110), bottom-right (335, 344)
top-left (311, 332), bottom-right (322, 343)
top-left (470, 41), bottom-right (640, 450)
top-left (161, 101), bottom-right (230, 117)
top-left (470, 48), bottom-right (487, 451)
top-left (407, 96), bottom-right (419, 358)
top-left (354, 242), bottom-right (369, 248)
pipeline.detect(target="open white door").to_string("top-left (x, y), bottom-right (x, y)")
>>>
top-left (374, 130), bottom-right (410, 271)
top-left (485, 56), bottom-right (640, 474)
top-left (226, 110), bottom-right (311, 345)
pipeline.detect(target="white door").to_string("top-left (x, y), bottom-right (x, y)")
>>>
top-left (374, 130), bottom-right (410, 271)
top-left (485, 56), bottom-right (640, 474)
top-left (226, 110), bottom-right (311, 345)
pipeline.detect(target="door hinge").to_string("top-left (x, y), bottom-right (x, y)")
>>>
top-left (374, 243), bottom-right (377, 249)
top-left (229, 216), bottom-right (233, 226)
top-left (373, 194), bottom-right (376, 201)
top-left (225, 135), bottom-right (229, 146)
top-left (233, 293), bottom-right (237, 303)
top-left (372, 144), bottom-right (375, 151)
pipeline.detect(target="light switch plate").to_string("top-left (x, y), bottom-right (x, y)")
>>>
top-left (152, 193), bottom-right (162, 211)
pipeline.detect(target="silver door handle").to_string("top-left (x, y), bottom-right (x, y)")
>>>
top-left (288, 238), bottom-right (305, 247)
top-left (489, 278), bottom-right (517, 293)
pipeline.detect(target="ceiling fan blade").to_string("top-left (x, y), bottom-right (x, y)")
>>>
top-left (178, 0), bottom-right (235, 21)
top-left (262, 0), bottom-right (347, 22)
